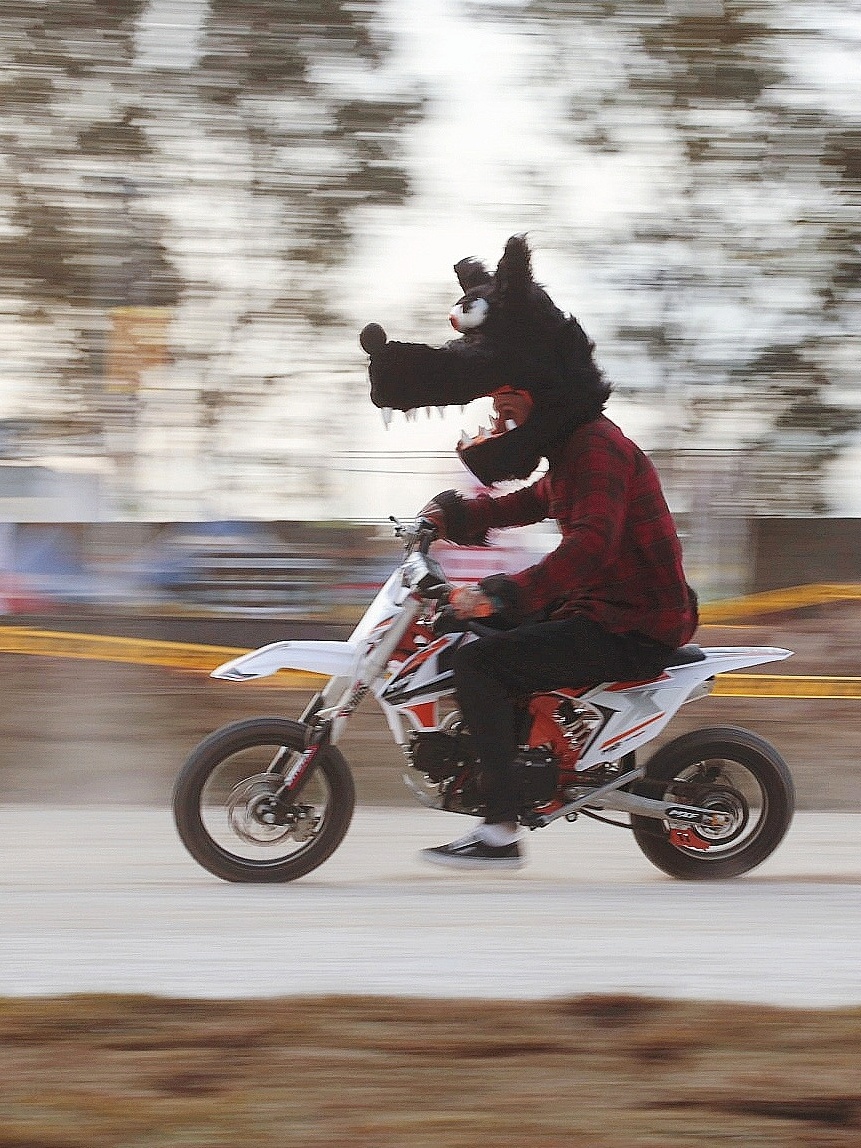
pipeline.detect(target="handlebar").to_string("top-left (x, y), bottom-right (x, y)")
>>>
top-left (401, 550), bottom-right (451, 601)
top-left (389, 514), bottom-right (438, 556)
top-left (390, 515), bottom-right (509, 632)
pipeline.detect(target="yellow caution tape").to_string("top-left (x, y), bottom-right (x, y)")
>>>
top-left (0, 627), bottom-right (325, 686)
top-left (712, 675), bottom-right (861, 700)
top-left (699, 582), bottom-right (861, 624)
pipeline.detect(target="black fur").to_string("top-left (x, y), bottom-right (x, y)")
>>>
top-left (360, 234), bottom-right (612, 484)
top-left (433, 489), bottom-right (489, 546)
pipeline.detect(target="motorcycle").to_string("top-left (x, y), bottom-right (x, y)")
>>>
top-left (173, 516), bottom-right (795, 883)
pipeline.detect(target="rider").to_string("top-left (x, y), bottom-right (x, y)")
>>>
top-left (419, 402), bottom-right (698, 869)
top-left (360, 235), bottom-right (698, 870)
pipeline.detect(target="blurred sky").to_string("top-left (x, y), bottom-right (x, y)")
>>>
top-left (132, 0), bottom-right (641, 520)
top-left (4, 0), bottom-right (859, 520)
top-left (336, 0), bottom-right (861, 519)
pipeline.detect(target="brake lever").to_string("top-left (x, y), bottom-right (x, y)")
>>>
top-left (390, 515), bottom-right (438, 554)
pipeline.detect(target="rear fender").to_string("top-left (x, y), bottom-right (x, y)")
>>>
top-left (642, 647), bottom-right (793, 702)
top-left (698, 646), bottom-right (792, 674)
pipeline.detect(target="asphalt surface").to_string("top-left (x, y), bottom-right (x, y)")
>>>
top-left (3, 807), bottom-right (860, 1005)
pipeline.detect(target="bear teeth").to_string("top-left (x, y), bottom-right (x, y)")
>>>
top-left (379, 406), bottom-right (451, 428)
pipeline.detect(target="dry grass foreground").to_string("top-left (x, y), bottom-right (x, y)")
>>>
top-left (3, 995), bottom-right (861, 1147)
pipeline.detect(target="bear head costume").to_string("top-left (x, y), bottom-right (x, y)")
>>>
top-left (359, 234), bottom-right (611, 487)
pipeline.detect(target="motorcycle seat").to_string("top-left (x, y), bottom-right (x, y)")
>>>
top-left (668, 643), bottom-right (706, 666)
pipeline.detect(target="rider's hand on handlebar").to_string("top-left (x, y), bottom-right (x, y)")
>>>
top-left (449, 584), bottom-right (498, 619)
top-left (417, 497), bottom-right (447, 540)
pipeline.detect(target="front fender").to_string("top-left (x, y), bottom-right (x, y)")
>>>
top-left (211, 640), bottom-right (358, 682)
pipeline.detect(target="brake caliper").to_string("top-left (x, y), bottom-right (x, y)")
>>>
top-left (669, 827), bottom-right (710, 851)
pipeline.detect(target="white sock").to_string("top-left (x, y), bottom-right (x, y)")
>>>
top-left (475, 821), bottom-right (520, 847)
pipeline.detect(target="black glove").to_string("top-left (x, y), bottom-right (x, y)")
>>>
top-left (416, 489), bottom-right (489, 547)
top-left (417, 496), bottom-right (448, 539)
top-left (478, 573), bottom-right (523, 626)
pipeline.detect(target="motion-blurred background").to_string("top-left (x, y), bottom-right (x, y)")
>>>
top-left (0, 0), bottom-right (858, 806)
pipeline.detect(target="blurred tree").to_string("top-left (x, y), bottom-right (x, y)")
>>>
top-left (484, 0), bottom-right (859, 511)
top-left (621, 5), bottom-right (861, 510)
top-left (164, 0), bottom-right (424, 514)
top-left (0, 0), bottom-right (422, 308)
top-left (0, 0), bottom-right (424, 511)
top-left (0, 0), bottom-right (161, 442)
top-left (192, 0), bottom-right (422, 287)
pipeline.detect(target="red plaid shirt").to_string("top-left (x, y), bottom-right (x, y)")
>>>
top-left (463, 416), bottom-right (698, 649)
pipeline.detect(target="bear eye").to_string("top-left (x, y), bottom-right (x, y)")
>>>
top-left (449, 296), bottom-right (489, 332)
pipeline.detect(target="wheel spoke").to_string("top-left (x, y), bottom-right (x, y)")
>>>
top-left (201, 745), bottom-right (331, 863)
top-left (173, 718), bottom-right (355, 882)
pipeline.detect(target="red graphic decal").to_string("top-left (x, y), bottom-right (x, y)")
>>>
top-left (669, 827), bottom-right (710, 851)
top-left (601, 711), bottom-right (665, 751)
top-left (405, 701), bottom-right (438, 729)
top-left (605, 672), bottom-right (670, 692)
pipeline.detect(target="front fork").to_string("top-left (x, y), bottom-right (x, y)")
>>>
top-left (259, 702), bottom-right (333, 823)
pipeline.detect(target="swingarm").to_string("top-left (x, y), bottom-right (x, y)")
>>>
top-left (525, 765), bottom-right (734, 832)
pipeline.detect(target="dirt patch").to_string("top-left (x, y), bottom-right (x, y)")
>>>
top-left (2, 994), bottom-right (861, 1147)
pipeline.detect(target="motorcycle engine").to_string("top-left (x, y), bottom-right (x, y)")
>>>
top-left (527, 694), bottom-right (606, 774)
top-left (409, 729), bottom-right (474, 782)
top-left (408, 727), bottom-right (484, 815)
top-left (409, 728), bottom-right (559, 811)
top-left (512, 747), bottom-right (559, 803)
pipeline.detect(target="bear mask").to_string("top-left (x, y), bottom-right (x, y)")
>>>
top-left (360, 234), bottom-right (611, 486)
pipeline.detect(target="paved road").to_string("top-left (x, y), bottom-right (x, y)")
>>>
top-left (2, 807), bottom-right (860, 1005)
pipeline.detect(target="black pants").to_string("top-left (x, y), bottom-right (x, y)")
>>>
top-left (452, 615), bottom-right (675, 824)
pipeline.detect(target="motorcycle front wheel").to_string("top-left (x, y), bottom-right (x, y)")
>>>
top-left (630, 726), bottom-right (794, 880)
top-left (173, 717), bottom-right (355, 883)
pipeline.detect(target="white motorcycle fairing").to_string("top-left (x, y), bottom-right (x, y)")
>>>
top-left (207, 537), bottom-right (792, 774)
top-left (377, 639), bottom-right (792, 771)
top-left (211, 639), bottom-right (358, 682)
top-left (210, 566), bottom-right (410, 684)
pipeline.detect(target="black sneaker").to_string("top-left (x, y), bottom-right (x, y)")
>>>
top-left (419, 833), bottom-right (525, 871)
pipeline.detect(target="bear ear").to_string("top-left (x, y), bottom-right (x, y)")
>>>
top-left (494, 234), bottom-right (534, 303)
top-left (454, 257), bottom-right (492, 293)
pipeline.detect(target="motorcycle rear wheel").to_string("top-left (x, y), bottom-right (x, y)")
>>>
top-left (630, 726), bottom-right (794, 880)
top-left (173, 717), bottom-right (355, 883)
